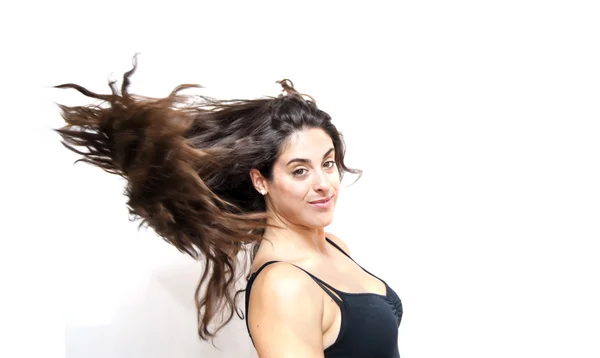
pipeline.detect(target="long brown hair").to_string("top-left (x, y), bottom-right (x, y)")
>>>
top-left (54, 56), bottom-right (361, 340)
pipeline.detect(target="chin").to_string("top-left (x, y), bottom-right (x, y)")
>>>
top-left (308, 214), bottom-right (335, 229)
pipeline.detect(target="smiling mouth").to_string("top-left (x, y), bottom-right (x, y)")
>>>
top-left (309, 196), bottom-right (332, 204)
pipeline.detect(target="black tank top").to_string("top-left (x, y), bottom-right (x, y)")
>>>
top-left (245, 238), bottom-right (402, 357)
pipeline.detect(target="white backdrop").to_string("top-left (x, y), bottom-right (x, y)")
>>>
top-left (2, 1), bottom-right (599, 357)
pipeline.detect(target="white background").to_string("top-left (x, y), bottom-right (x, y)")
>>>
top-left (1, 1), bottom-right (599, 357)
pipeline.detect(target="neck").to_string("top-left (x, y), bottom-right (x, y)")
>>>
top-left (262, 213), bottom-right (329, 255)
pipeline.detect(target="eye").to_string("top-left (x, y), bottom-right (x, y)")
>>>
top-left (292, 168), bottom-right (308, 176)
top-left (324, 160), bottom-right (336, 168)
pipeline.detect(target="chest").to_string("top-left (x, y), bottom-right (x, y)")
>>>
top-left (311, 256), bottom-right (387, 296)
top-left (320, 275), bottom-right (402, 357)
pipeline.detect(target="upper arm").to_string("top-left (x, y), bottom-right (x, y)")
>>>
top-left (248, 263), bottom-right (325, 358)
top-left (325, 232), bottom-right (351, 256)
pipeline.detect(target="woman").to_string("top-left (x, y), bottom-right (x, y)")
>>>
top-left (55, 57), bottom-right (402, 357)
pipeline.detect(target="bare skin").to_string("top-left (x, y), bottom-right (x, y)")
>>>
top-left (247, 128), bottom-right (386, 357)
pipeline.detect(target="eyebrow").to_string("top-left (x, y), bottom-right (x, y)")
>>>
top-left (286, 148), bottom-right (335, 166)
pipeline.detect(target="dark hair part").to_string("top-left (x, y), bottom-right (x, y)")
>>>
top-left (54, 57), bottom-right (361, 341)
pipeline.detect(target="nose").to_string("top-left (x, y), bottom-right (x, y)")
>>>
top-left (312, 168), bottom-right (330, 192)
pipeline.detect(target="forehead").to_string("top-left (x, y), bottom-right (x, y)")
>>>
top-left (278, 128), bottom-right (334, 159)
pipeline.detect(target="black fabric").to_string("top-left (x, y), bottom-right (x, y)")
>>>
top-left (245, 238), bottom-right (402, 358)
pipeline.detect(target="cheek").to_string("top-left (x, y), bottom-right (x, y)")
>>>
top-left (278, 181), bottom-right (309, 202)
top-left (270, 180), bottom-right (310, 217)
top-left (331, 171), bottom-right (341, 187)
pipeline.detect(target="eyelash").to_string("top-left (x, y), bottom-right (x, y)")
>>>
top-left (292, 161), bottom-right (336, 176)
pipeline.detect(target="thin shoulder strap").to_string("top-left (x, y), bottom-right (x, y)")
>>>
top-left (244, 260), bottom-right (343, 345)
top-left (248, 260), bottom-right (280, 280)
top-left (326, 237), bottom-right (353, 260)
top-left (246, 260), bottom-right (343, 305)
top-left (289, 264), bottom-right (343, 305)
top-left (245, 260), bottom-right (280, 316)
top-left (325, 238), bottom-right (386, 286)
top-left (245, 260), bottom-right (281, 343)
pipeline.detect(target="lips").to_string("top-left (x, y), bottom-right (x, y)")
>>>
top-left (309, 196), bottom-right (332, 204)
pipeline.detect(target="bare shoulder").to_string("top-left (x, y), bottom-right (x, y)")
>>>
top-left (325, 231), bottom-right (351, 255)
top-left (249, 262), bottom-right (319, 303)
top-left (248, 262), bottom-right (324, 357)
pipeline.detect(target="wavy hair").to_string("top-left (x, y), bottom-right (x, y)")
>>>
top-left (54, 56), bottom-right (361, 340)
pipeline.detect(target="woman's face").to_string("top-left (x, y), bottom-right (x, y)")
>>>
top-left (265, 127), bottom-right (340, 229)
